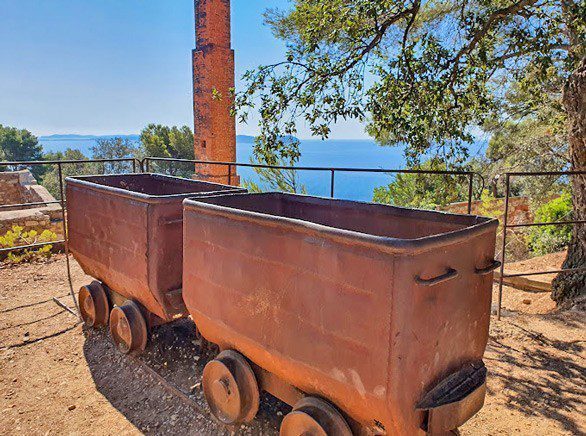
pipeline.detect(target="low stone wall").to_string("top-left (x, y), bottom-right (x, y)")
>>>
top-left (441, 197), bottom-right (534, 261)
top-left (0, 170), bottom-right (64, 239)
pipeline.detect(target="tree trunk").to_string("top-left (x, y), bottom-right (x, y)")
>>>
top-left (551, 56), bottom-right (586, 309)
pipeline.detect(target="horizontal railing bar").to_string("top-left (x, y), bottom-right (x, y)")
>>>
top-left (0, 240), bottom-right (65, 254)
top-left (143, 157), bottom-right (474, 176)
top-left (0, 200), bottom-right (63, 210)
top-left (507, 170), bottom-right (586, 176)
top-left (502, 267), bottom-right (586, 278)
top-left (506, 220), bottom-right (586, 228)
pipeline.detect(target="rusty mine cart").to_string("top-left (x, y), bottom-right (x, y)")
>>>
top-left (66, 173), bottom-right (245, 352)
top-left (183, 192), bottom-right (499, 435)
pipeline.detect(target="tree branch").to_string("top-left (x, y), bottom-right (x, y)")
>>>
top-left (448, 0), bottom-right (541, 80)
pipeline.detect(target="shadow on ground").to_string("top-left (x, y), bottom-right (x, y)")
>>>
top-left (83, 313), bottom-right (585, 435)
top-left (485, 312), bottom-right (585, 435)
top-left (83, 319), bottom-right (288, 435)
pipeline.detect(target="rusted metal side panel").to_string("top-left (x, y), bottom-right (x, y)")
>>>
top-left (147, 200), bottom-right (187, 317)
top-left (66, 174), bottom-right (245, 321)
top-left (182, 208), bottom-right (394, 426)
top-left (182, 193), bottom-right (498, 434)
top-left (67, 184), bottom-right (157, 314)
top-left (386, 229), bottom-right (496, 435)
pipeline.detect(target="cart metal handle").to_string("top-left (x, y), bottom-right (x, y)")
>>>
top-left (415, 268), bottom-right (458, 286)
top-left (474, 260), bottom-right (502, 276)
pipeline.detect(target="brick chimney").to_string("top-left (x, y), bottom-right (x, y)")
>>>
top-left (193, 0), bottom-right (239, 185)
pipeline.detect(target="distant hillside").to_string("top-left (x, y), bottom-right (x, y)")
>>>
top-left (37, 133), bottom-right (300, 155)
top-left (38, 134), bottom-right (297, 143)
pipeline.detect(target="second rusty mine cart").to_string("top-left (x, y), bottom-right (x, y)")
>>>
top-left (66, 173), bottom-right (245, 352)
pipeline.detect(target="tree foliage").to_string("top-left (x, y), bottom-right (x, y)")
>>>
top-left (243, 155), bottom-right (307, 194)
top-left (526, 192), bottom-right (573, 255)
top-left (237, 0), bottom-right (584, 165)
top-left (140, 124), bottom-right (195, 176)
top-left (0, 125), bottom-right (44, 177)
top-left (372, 159), bottom-right (468, 208)
top-left (474, 66), bottom-right (570, 200)
top-left (41, 149), bottom-right (97, 198)
top-left (91, 137), bottom-right (138, 174)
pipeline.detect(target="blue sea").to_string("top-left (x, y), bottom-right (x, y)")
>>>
top-left (40, 136), bottom-right (407, 201)
top-left (236, 139), bottom-right (407, 200)
top-left (39, 135), bottom-right (486, 201)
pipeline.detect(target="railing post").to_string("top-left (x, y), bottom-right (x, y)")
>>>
top-left (497, 173), bottom-right (511, 321)
top-left (57, 162), bottom-right (80, 318)
top-left (467, 173), bottom-right (474, 214)
top-left (228, 163), bottom-right (232, 185)
top-left (330, 169), bottom-right (335, 198)
top-left (132, 159), bottom-right (136, 173)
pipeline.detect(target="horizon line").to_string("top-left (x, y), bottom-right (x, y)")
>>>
top-left (37, 133), bottom-right (375, 142)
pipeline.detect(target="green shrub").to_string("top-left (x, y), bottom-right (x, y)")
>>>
top-left (373, 159), bottom-right (467, 209)
top-left (0, 225), bottom-right (58, 264)
top-left (526, 193), bottom-right (573, 256)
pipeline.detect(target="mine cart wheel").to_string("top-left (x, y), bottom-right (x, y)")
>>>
top-left (109, 300), bottom-right (148, 354)
top-left (280, 396), bottom-right (352, 436)
top-left (78, 281), bottom-right (110, 327)
top-left (202, 349), bottom-right (260, 425)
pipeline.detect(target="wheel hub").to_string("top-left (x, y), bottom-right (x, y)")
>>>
top-left (108, 300), bottom-right (148, 354)
top-left (202, 350), bottom-right (260, 425)
top-left (78, 281), bottom-right (109, 327)
top-left (212, 378), bottom-right (232, 404)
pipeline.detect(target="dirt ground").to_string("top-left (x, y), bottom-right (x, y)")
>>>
top-left (1, 255), bottom-right (584, 435)
top-left (505, 251), bottom-right (567, 284)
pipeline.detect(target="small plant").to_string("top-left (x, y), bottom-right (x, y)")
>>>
top-left (476, 190), bottom-right (502, 219)
top-left (526, 193), bottom-right (573, 256)
top-left (0, 225), bottom-right (58, 264)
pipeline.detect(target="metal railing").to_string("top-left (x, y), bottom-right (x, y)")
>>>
top-left (141, 157), bottom-right (481, 214)
top-left (2, 156), bottom-right (583, 321)
top-left (497, 170), bottom-right (586, 319)
top-left (0, 157), bottom-right (140, 316)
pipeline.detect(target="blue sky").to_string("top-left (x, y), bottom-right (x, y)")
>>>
top-left (0, 0), bottom-right (367, 139)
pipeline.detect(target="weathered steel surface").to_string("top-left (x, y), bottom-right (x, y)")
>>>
top-left (66, 173), bottom-right (245, 321)
top-left (417, 362), bottom-right (487, 434)
top-left (182, 192), bottom-right (498, 435)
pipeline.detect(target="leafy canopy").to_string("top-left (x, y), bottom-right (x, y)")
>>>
top-left (527, 191), bottom-right (573, 255)
top-left (91, 137), bottom-right (138, 174)
top-left (372, 158), bottom-right (469, 208)
top-left (140, 124), bottom-right (194, 161)
top-left (140, 124), bottom-right (195, 176)
top-left (243, 155), bottom-right (307, 194)
top-left (0, 125), bottom-right (44, 176)
top-left (41, 149), bottom-right (97, 198)
top-left (237, 0), bottom-right (585, 165)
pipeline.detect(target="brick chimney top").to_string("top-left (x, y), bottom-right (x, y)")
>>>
top-left (195, 0), bottom-right (231, 49)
